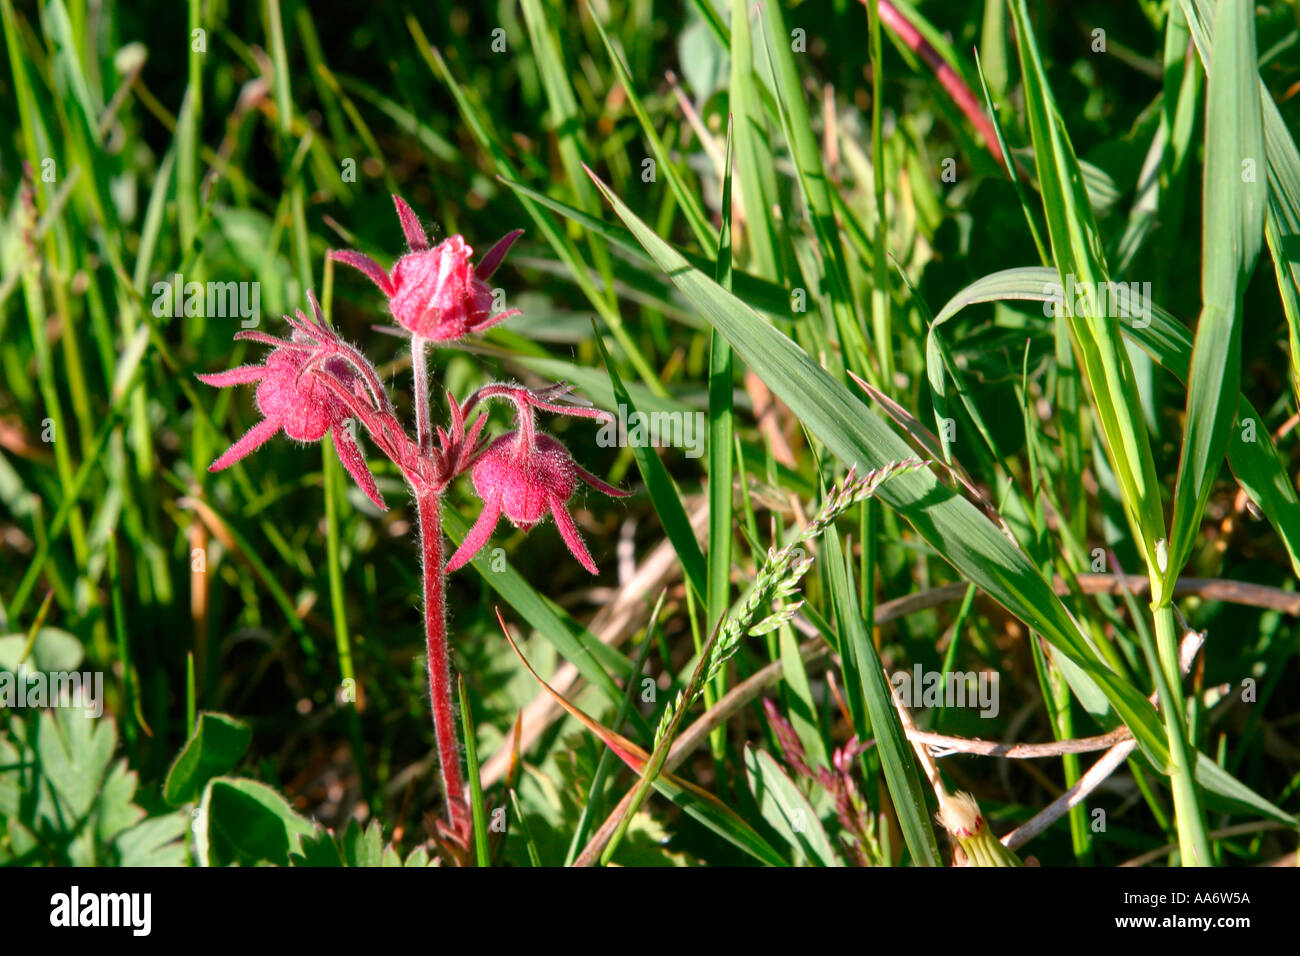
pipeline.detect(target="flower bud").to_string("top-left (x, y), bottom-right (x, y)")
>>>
top-left (446, 429), bottom-right (629, 575)
top-left (330, 195), bottom-right (522, 343)
top-left (936, 791), bottom-right (1023, 866)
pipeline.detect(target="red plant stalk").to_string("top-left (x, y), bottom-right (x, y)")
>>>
top-left (415, 483), bottom-right (469, 836)
top-left (871, 0), bottom-right (1008, 173)
top-left (410, 336), bottom-right (467, 835)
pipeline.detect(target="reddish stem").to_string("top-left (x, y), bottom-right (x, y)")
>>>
top-left (415, 484), bottom-right (469, 837)
top-left (872, 0), bottom-right (1008, 173)
top-left (412, 336), bottom-right (433, 457)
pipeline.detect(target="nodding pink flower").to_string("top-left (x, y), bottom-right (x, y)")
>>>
top-left (197, 296), bottom-right (387, 510)
top-left (330, 195), bottom-right (524, 342)
top-left (446, 429), bottom-right (630, 575)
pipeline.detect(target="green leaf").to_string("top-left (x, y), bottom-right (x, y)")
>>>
top-left (35, 708), bottom-right (116, 820)
top-left (341, 819), bottom-right (385, 867)
top-left (96, 760), bottom-right (144, 843)
top-left (0, 628), bottom-right (84, 672)
top-left (824, 528), bottom-right (940, 866)
top-left (163, 711), bottom-right (253, 806)
top-left (404, 845), bottom-right (434, 867)
top-left (1178, 0), bottom-right (1300, 411)
top-left (115, 812), bottom-right (189, 867)
top-left (1195, 754), bottom-right (1295, 827)
top-left (1167, 0), bottom-right (1266, 585)
top-left (744, 746), bottom-right (840, 866)
top-left (204, 777), bottom-right (315, 867)
top-left (290, 825), bottom-right (345, 867)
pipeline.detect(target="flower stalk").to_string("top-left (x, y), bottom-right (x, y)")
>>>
top-left (415, 483), bottom-right (467, 838)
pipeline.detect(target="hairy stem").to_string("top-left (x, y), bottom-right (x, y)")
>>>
top-left (412, 335), bottom-right (432, 456)
top-left (416, 484), bottom-right (468, 836)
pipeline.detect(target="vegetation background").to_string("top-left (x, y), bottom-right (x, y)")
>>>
top-left (1, 0), bottom-right (1298, 866)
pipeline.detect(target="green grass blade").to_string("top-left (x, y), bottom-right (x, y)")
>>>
top-left (413, 28), bottom-right (664, 395)
top-left (707, 124), bottom-right (737, 746)
top-left (728, 0), bottom-right (782, 280)
top-left (593, 329), bottom-right (707, 600)
top-left (1008, 0), bottom-right (1166, 581)
top-left (824, 527), bottom-right (940, 866)
top-left (517, 0), bottom-right (616, 283)
top-left (458, 677), bottom-right (490, 867)
top-left (589, 12), bottom-right (715, 251)
top-left (498, 175), bottom-right (794, 318)
top-left (1166, 0), bottom-right (1266, 587)
top-left (744, 746), bottom-right (842, 866)
top-left (758, 2), bottom-right (870, 381)
top-left (927, 265), bottom-right (1300, 577)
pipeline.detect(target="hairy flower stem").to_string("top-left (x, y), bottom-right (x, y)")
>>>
top-left (416, 484), bottom-right (468, 836)
top-left (412, 335), bottom-right (433, 456)
top-left (410, 336), bottom-right (467, 836)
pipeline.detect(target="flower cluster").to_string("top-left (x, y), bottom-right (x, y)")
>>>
top-left (198, 194), bottom-right (630, 849)
top-left (199, 195), bottom-right (629, 576)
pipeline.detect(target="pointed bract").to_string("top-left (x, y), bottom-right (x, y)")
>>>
top-left (446, 495), bottom-right (504, 573)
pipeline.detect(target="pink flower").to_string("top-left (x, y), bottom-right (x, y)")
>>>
top-left (446, 428), bottom-right (630, 575)
top-left (330, 195), bottom-right (523, 342)
top-left (197, 296), bottom-right (387, 509)
top-left (444, 383), bottom-right (632, 574)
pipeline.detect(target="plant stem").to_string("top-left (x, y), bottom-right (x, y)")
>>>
top-left (409, 329), bottom-right (469, 838)
top-left (1149, 601), bottom-right (1212, 865)
top-left (412, 335), bottom-right (432, 456)
top-left (416, 484), bottom-right (468, 835)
